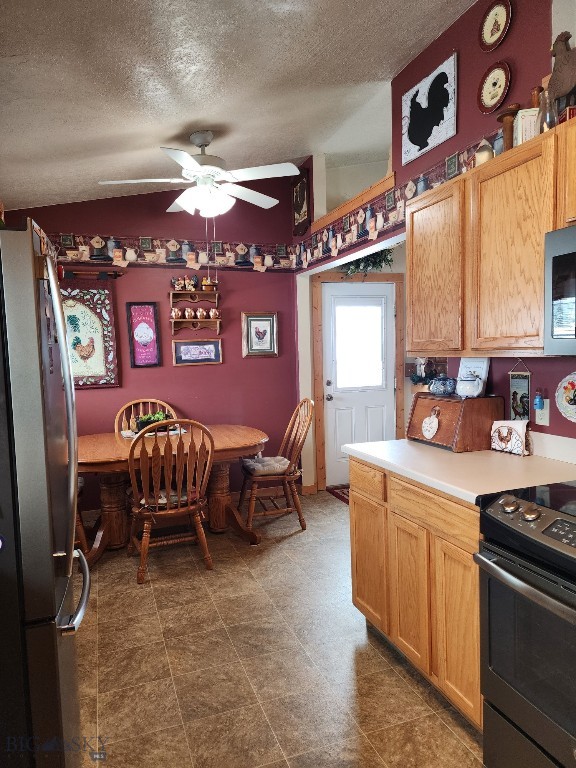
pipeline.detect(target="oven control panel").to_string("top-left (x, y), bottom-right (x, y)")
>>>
top-left (483, 493), bottom-right (576, 560)
top-left (543, 519), bottom-right (576, 548)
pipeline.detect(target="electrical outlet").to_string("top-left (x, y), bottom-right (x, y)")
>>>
top-left (535, 398), bottom-right (550, 426)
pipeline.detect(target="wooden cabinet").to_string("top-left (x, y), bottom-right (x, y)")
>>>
top-left (432, 536), bottom-right (481, 725)
top-left (349, 461), bottom-right (482, 728)
top-left (467, 133), bottom-right (556, 351)
top-left (406, 178), bottom-right (465, 354)
top-left (349, 474), bottom-right (388, 632)
top-left (388, 511), bottom-right (430, 673)
top-left (556, 119), bottom-right (576, 228)
top-left (406, 131), bottom-right (559, 356)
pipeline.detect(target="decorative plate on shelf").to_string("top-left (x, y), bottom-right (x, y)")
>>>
top-left (555, 373), bottom-right (576, 422)
top-left (479, 0), bottom-right (512, 52)
top-left (477, 61), bottom-right (511, 114)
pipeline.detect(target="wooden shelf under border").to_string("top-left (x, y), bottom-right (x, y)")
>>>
top-left (59, 263), bottom-right (126, 279)
top-left (170, 290), bottom-right (219, 307)
top-left (171, 319), bottom-right (221, 334)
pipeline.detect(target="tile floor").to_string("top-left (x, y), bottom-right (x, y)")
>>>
top-left (75, 492), bottom-right (483, 768)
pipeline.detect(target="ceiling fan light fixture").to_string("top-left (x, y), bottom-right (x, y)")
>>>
top-left (176, 184), bottom-right (235, 217)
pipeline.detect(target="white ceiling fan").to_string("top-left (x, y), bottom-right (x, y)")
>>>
top-left (99, 130), bottom-right (300, 217)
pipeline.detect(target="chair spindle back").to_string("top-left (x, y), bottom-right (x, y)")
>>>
top-left (114, 399), bottom-right (177, 435)
top-left (279, 398), bottom-right (314, 473)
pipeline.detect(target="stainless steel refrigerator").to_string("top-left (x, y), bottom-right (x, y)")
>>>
top-left (0, 221), bottom-right (91, 767)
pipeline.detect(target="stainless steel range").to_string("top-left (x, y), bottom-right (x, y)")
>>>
top-left (476, 483), bottom-right (576, 768)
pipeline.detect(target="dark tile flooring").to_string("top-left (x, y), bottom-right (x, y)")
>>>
top-left (75, 492), bottom-right (483, 767)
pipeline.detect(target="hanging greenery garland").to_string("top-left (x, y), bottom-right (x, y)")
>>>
top-left (341, 248), bottom-right (394, 278)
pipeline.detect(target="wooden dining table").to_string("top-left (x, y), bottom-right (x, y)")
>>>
top-left (77, 424), bottom-right (268, 566)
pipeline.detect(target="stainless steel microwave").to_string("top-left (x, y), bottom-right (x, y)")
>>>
top-left (544, 227), bottom-right (576, 355)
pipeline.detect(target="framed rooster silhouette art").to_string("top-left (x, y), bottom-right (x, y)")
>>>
top-left (401, 53), bottom-right (457, 166)
top-left (241, 312), bottom-right (278, 357)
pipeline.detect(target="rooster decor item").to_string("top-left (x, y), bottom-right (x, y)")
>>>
top-left (402, 54), bottom-right (457, 165)
top-left (548, 31), bottom-right (576, 103)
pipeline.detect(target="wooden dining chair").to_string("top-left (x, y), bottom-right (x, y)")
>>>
top-left (114, 398), bottom-right (177, 435)
top-left (237, 398), bottom-right (314, 534)
top-left (126, 419), bottom-right (215, 583)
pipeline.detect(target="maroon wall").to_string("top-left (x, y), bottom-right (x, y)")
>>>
top-left (9, 185), bottom-right (299, 491)
top-left (391, 0), bottom-right (552, 186)
top-left (6, 177), bottom-right (294, 244)
top-left (447, 357), bottom-right (576, 439)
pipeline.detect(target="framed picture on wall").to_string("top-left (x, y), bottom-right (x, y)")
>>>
top-left (401, 53), bottom-right (457, 166)
top-left (173, 339), bottom-right (222, 366)
top-left (60, 282), bottom-right (120, 388)
top-left (126, 302), bottom-right (161, 368)
top-left (241, 312), bottom-right (278, 357)
top-left (292, 168), bottom-right (310, 236)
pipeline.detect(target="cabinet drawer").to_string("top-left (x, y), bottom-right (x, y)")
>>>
top-left (389, 477), bottom-right (478, 554)
top-left (349, 459), bottom-right (386, 502)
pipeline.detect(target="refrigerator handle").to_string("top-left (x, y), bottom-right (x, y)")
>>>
top-left (58, 550), bottom-right (91, 634)
top-left (45, 253), bottom-right (78, 578)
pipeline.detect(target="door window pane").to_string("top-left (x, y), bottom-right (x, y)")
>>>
top-left (335, 302), bottom-right (383, 388)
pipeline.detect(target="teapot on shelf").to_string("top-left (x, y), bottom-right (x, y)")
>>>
top-left (456, 374), bottom-right (483, 399)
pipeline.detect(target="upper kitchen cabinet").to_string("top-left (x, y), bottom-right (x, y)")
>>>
top-left (406, 178), bottom-right (465, 355)
top-left (556, 119), bottom-right (576, 228)
top-left (406, 131), bottom-right (558, 356)
top-left (467, 132), bottom-right (556, 352)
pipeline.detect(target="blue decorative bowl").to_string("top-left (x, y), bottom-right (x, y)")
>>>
top-left (428, 374), bottom-right (457, 396)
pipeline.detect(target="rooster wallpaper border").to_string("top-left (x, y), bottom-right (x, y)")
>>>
top-left (241, 312), bottom-right (278, 358)
top-left (60, 281), bottom-right (120, 388)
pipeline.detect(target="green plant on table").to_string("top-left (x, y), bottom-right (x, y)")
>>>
top-left (137, 411), bottom-right (168, 430)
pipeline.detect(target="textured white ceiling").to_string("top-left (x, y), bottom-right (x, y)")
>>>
top-left (1, 0), bottom-right (476, 209)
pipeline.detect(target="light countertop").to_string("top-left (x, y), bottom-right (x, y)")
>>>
top-left (342, 439), bottom-right (576, 505)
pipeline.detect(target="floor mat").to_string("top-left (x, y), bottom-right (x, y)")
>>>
top-left (326, 485), bottom-right (350, 504)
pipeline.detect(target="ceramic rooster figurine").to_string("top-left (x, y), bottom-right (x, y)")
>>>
top-left (548, 31), bottom-right (576, 102)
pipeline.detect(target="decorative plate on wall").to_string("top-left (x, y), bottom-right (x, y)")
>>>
top-left (479, 0), bottom-right (512, 52)
top-left (477, 61), bottom-right (511, 114)
top-left (556, 373), bottom-right (576, 422)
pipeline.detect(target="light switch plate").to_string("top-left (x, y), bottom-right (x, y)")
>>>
top-left (535, 399), bottom-right (550, 426)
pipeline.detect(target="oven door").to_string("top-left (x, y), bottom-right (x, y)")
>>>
top-left (475, 542), bottom-right (576, 768)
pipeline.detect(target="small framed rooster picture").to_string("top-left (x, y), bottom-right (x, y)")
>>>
top-left (241, 312), bottom-right (278, 357)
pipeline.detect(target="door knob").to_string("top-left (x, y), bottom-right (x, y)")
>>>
top-left (326, 394), bottom-right (333, 401)
top-left (326, 379), bottom-right (332, 386)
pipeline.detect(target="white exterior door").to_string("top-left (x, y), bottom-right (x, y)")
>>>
top-left (322, 282), bottom-right (396, 486)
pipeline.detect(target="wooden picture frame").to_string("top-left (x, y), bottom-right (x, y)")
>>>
top-left (173, 339), bottom-right (222, 366)
top-left (126, 302), bottom-right (161, 368)
top-left (241, 312), bottom-right (278, 357)
top-left (61, 282), bottom-right (120, 388)
top-left (292, 168), bottom-right (310, 236)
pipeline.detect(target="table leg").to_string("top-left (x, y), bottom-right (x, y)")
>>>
top-left (83, 472), bottom-right (128, 567)
top-left (207, 462), bottom-right (232, 532)
top-left (207, 462), bottom-right (262, 544)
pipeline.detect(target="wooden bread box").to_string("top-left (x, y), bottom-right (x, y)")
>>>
top-left (407, 392), bottom-right (504, 452)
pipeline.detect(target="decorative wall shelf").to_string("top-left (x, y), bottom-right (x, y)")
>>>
top-left (170, 319), bottom-right (221, 334)
top-left (170, 290), bottom-right (219, 307)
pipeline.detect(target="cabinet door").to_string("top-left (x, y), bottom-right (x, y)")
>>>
top-left (556, 120), bottom-right (576, 228)
top-left (406, 178), bottom-right (465, 354)
top-left (349, 490), bottom-right (388, 633)
top-left (467, 133), bottom-right (556, 351)
top-left (388, 511), bottom-right (430, 673)
top-left (432, 536), bottom-right (481, 727)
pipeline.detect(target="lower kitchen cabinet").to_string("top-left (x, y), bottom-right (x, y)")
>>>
top-left (432, 536), bottom-right (481, 726)
top-left (349, 461), bottom-right (482, 728)
top-left (388, 511), bottom-right (430, 673)
top-left (349, 489), bottom-right (388, 633)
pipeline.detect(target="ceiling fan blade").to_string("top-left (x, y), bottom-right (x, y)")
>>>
top-left (227, 162), bottom-right (300, 182)
top-left (99, 178), bottom-right (186, 185)
top-left (161, 147), bottom-right (202, 171)
top-left (166, 188), bottom-right (196, 214)
top-left (219, 183), bottom-right (279, 209)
